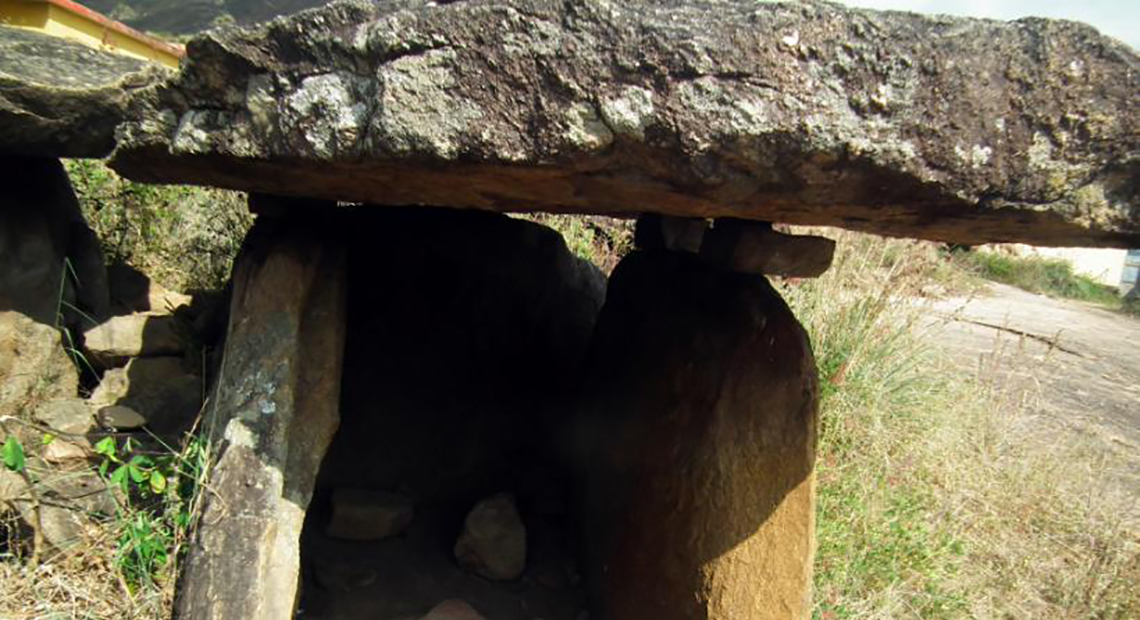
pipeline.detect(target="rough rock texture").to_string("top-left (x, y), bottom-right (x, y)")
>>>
top-left (174, 209), bottom-right (347, 620)
top-left (0, 26), bottom-right (160, 158)
top-left (0, 157), bottom-right (109, 327)
top-left (1, 469), bottom-right (118, 553)
top-left (454, 493), bottom-right (527, 581)
top-left (83, 313), bottom-right (184, 360)
top-left (110, 0), bottom-right (1138, 246)
top-left (0, 311), bottom-right (78, 417)
top-left (418, 599), bottom-right (488, 620)
top-left (34, 399), bottom-right (94, 436)
top-left (580, 250), bottom-right (818, 620)
top-left (96, 404), bottom-right (148, 430)
top-left (89, 357), bottom-right (201, 435)
top-left (325, 488), bottom-right (414, 541)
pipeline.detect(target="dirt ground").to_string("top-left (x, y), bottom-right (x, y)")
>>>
top-left (920, 283), bottom-right (1140, 516)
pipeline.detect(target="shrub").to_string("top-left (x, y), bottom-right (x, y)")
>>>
top-left (65, 159), bottom-right (252, 292)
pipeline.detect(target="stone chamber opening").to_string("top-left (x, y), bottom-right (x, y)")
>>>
top-left (188, 202), bottom-right (818, 620)
top-left (296, 208), bottom-right (607, 620)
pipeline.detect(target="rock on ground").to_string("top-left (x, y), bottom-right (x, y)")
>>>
top-left (83, 312), bottom-right (184, 360)
top-left (110, 0), bottom-right (1138, 247)
top-left (96, 404), bottom-right (148, 431)
top-left (33, 398), bottom-right (94, 435)
top-left (325, 488), bottom-right (414, 541)
top-left (454, 493), bottom-right (527, 582)
top-left (89, 356), bottom-right (200, 435)
top-left (0, 311), bottom-right (78, 417)
top-left (418, 599), bottom-right (487, 620)
top-left (1, 469), bottom-right (118, 553)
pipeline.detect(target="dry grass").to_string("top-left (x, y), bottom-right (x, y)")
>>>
top-left (782, 229), bottom-right (1139, 619)
top-left (0, 529), bottom-right (170, 619)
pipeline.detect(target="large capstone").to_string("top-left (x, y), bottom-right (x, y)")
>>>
top-left (0, 26), bottom-right (161, 158)
top-left (110, 0), bottom-right (1138, 246)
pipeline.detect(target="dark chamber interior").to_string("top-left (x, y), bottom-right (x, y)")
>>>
top-left (297, 210), bottom-right (606, 620)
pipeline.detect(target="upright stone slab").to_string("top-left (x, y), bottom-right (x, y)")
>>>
top-left (175, 207), bottom-right (347, 620)
top-left (0, 156), bottom-right (109, 326)
top-left (581, 250), bottom-right (818, 620)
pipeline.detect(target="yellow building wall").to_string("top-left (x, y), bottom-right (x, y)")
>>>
top-left (43, 4), bottom-right (179, 67)
top-left (0, 1), bottom-right (49, 28)
top-left (0, 1), bottom-right (180, 68)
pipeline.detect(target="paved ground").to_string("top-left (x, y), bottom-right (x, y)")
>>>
top-left (920, 283), bottom-right (1140, 511)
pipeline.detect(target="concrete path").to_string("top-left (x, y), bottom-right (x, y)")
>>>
top-left (920, 283), bottom-right (1140, 510)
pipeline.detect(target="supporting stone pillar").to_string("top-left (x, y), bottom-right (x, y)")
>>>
top-left (582, 249), bottom-right (818, 620)
top-left (175, 208), bottom-right (347, 619)
top-left (0, 156), bottom-right (109, 326)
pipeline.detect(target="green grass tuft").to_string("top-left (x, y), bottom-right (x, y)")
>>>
top-left (954, 250), bottom-right (1124, 309)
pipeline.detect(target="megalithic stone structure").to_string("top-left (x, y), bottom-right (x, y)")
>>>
top-left (580, 249), bottom-right (818, 620)
top-left (174, 203), bottom-right (347, 620)
top-left (2, 0), bottom-right (1134, 618)
top-left (109, 0), bottom-right (1138, 248)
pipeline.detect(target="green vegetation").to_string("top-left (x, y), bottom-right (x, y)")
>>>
top-left (94, 433), bottom-right (211, 592)
top-left (0, 410), bottom-right (211, 616)
top-left (65, 159), bottom-right (252, 292)
top-left (778, 231), bottom-right (1138, 619)
top-left (518, 213), bottom-right (634, 273)
top-left (953, 249), bottom-right (1125, 309)
top-left (1, 437), bottom-right (24, 474)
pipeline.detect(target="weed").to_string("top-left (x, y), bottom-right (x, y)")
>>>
top-left (954, 249), bottom-right (1125, 309)
top-left (517, 213), bottom-right (634, 273)
top-left (88, 431), bottom-right (211, 592)
top-left (65, 159), bottom-right (252, 292)
top-left (785, 230), bottom-right (1139, 619)
top-left (1, 437), bottom-right (24, 473)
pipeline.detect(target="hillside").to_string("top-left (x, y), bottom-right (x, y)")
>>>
top-left (82, 0), bottom-right (332, 36)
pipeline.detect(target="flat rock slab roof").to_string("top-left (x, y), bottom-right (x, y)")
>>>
top-left (96, 0), bottom-right (1137, 246)
top-left (0, 25), bottom-right (160, 157)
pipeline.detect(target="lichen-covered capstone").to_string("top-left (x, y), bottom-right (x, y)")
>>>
top-left (0, 26), bottom-right (161, 158)
top-left (110, 0), bottom-right (1138, 246)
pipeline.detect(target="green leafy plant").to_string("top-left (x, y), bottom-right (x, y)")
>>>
top-left (88, 432), bottom-right (210, 591)
top-left (94, 437), bottom-right (168, 496)
top-left (1, 436), bottom-right (25, 473)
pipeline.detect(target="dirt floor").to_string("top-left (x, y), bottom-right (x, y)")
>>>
top-left (920, 283), bottom-right (1140, 517)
